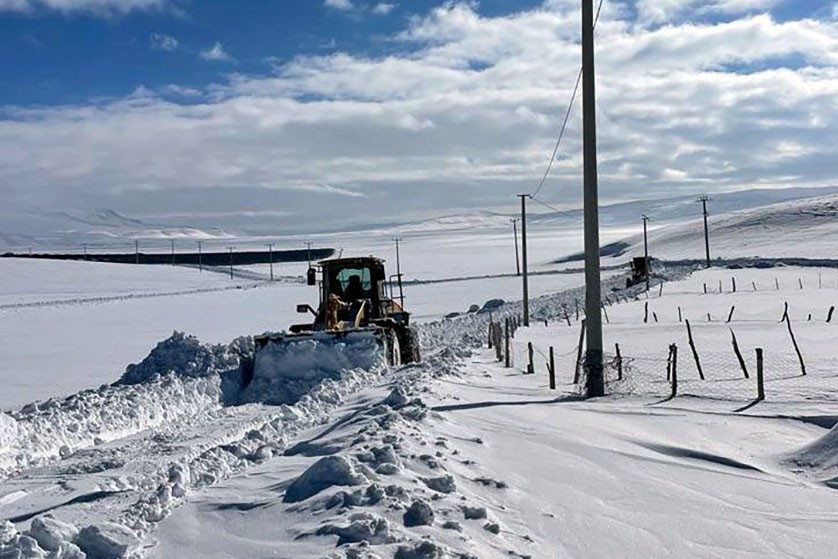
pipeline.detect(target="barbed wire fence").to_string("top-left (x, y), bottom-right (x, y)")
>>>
top-left (487, 313), bottom-right (838, 408)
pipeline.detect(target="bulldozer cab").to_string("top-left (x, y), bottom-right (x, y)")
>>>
top-left (323, 257), bottom-right (385, 304)
top-left (296, 257), bottom-right (406, 332)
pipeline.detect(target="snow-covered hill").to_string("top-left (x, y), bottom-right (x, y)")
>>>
top-left (617, 193), bottom-right (838, 262)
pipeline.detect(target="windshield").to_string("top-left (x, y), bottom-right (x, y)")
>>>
top-left (332, 267), bottom-right (372, 299)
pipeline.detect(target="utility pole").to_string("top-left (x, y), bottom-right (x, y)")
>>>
top-left (197, 240), bottom-right (203, 273)
top-left (134, 240), bottom-right (139, 265)
top-left (305, 241), bottom-right (313, 267)
top-left (393, 237), bottom-right (404, 307)
top-left (170, 240), bottom-right (175, 266)
top-left (582, 0), bottom-right (604, 397)
top-left (697, 194), bottom-right (712, 268)
top-left (228, 246), bottom-right (234, 280)
top-left (83, 243), bottom-right (88, 261)
top-left (510, 218), bottom-right (521, 276)
top-left (642, 214), bottom-right (650, 292)
top-left (267, 242), bottom-right (274, 281)
top-left (518, 194), bottom-right (530, 326)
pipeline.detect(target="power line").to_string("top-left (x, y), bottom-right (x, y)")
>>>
top-left (530, 196), bottom-right (563, 214)
top-left (530, 0), bottom-right (606, 199)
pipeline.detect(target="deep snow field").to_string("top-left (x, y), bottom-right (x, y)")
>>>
top-left (2, 194), bottom-right (838, 558)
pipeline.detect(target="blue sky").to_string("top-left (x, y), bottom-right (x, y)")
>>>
top-left (1, 0), bottom-right (838, 236)
top-left (0, 1), bottom-right (547, 105)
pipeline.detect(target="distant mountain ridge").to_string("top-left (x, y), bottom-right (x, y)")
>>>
top-left (3, 185), bottom-right (838, 251)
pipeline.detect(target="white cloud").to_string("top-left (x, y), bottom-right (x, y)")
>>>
top-left (0, 0), bottom-right (166, 15)
top-left (2, 1), bottom-right (838, 223)
top-left (636, 0), bottom-right (780, 25)
top-left (149, 33), bottom-right (178, 51)
top-left (372, 2), bottom-right (395, 15)
top-left (324, 0), bottom-right (352, 11)
top-left (200, 41), bottom-right (233, 62)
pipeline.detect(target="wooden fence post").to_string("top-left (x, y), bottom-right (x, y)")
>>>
top-left (732, 277), bottom-right (736, 293)
top-left (670, 344), bottom-right (678, 399)
top-left (678, 306), bottom-right (682, 323)
top-left (752, 281), bottom-right (757, 292)
top-left (666, 344), bottom-right (672, 381)
top-left (798, 278), bottom-right (803, 290)
top-left (488, 316), bottom-right (494, 348)
top-left (703, 283), bottom-right (707, 294)
top-left (659, 282), bottom-right (663, 297)
top-left (548, 346), bottom-right (556, 389)
top-left (726, 306), bottom-right (735, 323)
top-left (526, 342), bottom-right (535, 374)
top-left (827, 306), bottom-right (835, 323)
top-left (504, 318), bottom-right (511, 368)
top-left (730, 328), bottom-right (749, 379)
top-left (573, 319), bottom-right (586, 384)
top-left (685, 319), bottom-right (705, 380)
top-left (756, 348), bottom-right (765, 401)
top-left (495, 325), bottom-right (503, 361)
top-left (775, 278), bottom-right (779, 290)
top-left (718, 279), bottom-right (723, 293)
top-left (653, 312), bottom-right (658, 323)
top-left (784, 315), bottom-right (806, 376)
top-left (602, 303), bottom-right (610, 324)
top-left (615, 343), bottom-right (623, 381)
top-left (644, 301), bottom-right (649, 323)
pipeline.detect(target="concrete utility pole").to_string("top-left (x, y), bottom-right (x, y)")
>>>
top-left (642, 214), bottom-right (650, 291)
top-left (197, 240), bottom-right (203, 273)
top-left (267, 242), bottom-right (274, 281)
top-left (134, 240), bottom-right (139, 265)
top-left (518, 194), bottom-right (531, 326)
top-left (697, 195), bottom-right (712, 267)
top-left (393, 237), bottom-right (404, 307)
top-left (582, 0), bottom-right (604, 397)
top-left (510, 218), bottom-right (521, 277)
top-left (228, 246), bottom-right (234, 280)
top-left (170, 240), bottom-right (175, 266)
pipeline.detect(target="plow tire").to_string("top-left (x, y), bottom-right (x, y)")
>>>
top-left (397, 326), bottom-right (421, 364)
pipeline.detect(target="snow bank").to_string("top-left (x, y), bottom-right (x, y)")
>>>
top-left (788, 423), bottom-right (838, 479)
top-left (0, 412), bottom-right (16, 449)
top-left (119, 331), bottom-right (249, 385)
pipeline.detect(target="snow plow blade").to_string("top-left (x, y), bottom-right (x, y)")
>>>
top-left (242, 328), bottom-right (400, 400)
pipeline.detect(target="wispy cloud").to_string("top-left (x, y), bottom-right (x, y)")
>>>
top-left (637, 0), bottom-right (780, 25)
top-left (0, 0), bottom-right (168, 16)
top-left (323, 0), bottom-right (353, 11)
top-left (372, 2), bottom-right (396, 15)
top-left (149, 33), bottom-right (178, 51)
top-left (200, 41), bottom-right (233, 62)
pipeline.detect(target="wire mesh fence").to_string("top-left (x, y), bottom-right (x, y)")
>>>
top-left (491, 315), bottom-right (838, 406)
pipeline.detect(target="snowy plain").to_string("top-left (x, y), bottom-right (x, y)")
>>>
top-left (1, 193), bottom-right (838, 558)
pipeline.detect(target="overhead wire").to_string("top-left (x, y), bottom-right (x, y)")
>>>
top-left (530, 0), bottom-right (606, 200)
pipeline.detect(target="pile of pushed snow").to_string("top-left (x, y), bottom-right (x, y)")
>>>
top-left (787, 423), bottom-right (838, 481)
top-left (0, 412), bottom-right (16, 449)
top-left (0, 332), bottom-right (253, 477)
top-left (119, 331), bottom-right (250, 385)
top-left (241, 330), bottom-right (385, 405)
top-left (0, 515), bottom-right (141, 559)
